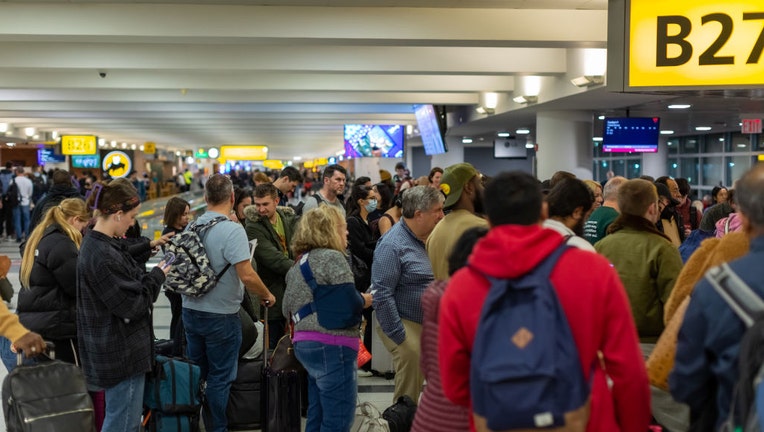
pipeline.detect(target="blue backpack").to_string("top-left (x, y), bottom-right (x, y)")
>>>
top-left (470, 245), bottom-right (589, 430)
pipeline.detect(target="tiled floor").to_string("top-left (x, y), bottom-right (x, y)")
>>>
top-left (0, 235), bottom-right (396, 431)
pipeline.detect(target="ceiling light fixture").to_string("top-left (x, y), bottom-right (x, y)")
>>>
top-left (592, 137), bottom-right (603, 142)
top-left (462, 137), bottom-right (473, 144)
top-left (525, 142), bottom-right (535, 149)
top-left (24, 127), bottom-right (35, 137)
top-left (668, 104), bottom-right (692, 109)
top-left (660, 130), bottom-right (675, 135)
top-left (598, 115), bottom-right (605, 120)
top-left (51, 131), bottom-right (59, 140)
top-left (497, 132), bottom-right (511, 138)
top-left (293, 156), bottom-right (302, 161)
top-left (570, 75), bottom-right (605, 87)
top-left (406, 125), bottom-right (413, 135)
top-left (696, 126), bottom-right (712, 131)
top-left (0, 123), bottom-right (7, 133)
top-left (513, 95), bottom-right (538, 105)
top-left (516, 128), bottom-right (531, 135)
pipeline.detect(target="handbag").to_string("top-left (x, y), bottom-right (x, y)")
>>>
top-left (269, 332), bottom-right (304, 373)
top-left (358, 340), bottom-right (372, 368)
top-left (349, 252), bottom-right (369, 281)
top-left (0, 278), bottom-right (13, 303)
top-left (351, 401), bottom-right (390, 432)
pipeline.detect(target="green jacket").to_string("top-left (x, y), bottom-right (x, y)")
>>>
top-left (594, 214), bottom-right (682, 343)
top-left (244, 206), bottom-right (297, 320)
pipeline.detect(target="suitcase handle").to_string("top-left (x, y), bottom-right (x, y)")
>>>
top-left (17, 341), bottom-right (55, 365)
top-left (263, 301), bottom-right (270, 357)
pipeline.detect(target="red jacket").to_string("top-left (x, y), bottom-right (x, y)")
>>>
top-left (438, 224), bottom-right (650, 432)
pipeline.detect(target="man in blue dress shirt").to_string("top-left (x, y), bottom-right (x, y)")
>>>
top-left (372, 185), bottom-right (444, 403)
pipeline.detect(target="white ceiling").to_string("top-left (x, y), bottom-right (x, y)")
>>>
top-left (0, 0), bottom-right (759, 161)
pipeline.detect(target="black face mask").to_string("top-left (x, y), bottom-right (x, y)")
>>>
top-left (661, 206), bottom-right (675, 220)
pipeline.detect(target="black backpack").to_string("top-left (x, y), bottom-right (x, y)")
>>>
top-left (382, 396), bottom-right (416, 432)
top-left (292, 193), bottom-right (324, 218)
top-left (3, 179), bottom-right (20, 208)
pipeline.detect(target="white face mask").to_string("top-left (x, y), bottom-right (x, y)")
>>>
top-left (364, 199), bottom-right (378, 213)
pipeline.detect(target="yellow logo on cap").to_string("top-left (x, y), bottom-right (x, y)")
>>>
top-left (440, 183), bottom-right (450, 195)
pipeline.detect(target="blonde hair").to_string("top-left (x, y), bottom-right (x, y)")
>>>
top-left (583, 179), bottom-right (602, 194)
top-left (21, 198), bottom-right (90, 288)
top-left (291, 205), bottom-right (346, 256)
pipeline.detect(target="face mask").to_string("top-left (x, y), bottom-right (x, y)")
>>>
top-left (364, 199), bottom-right (378, 213)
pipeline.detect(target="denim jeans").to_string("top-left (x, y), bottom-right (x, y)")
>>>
top-left (102, 373), bottom-right (145, 432)
top-left (182, 308), bottom-right (241, 432)
top-left (294, 341), bottom-right (357, 432)
top-left (13, 205), bottom-right (29, 241)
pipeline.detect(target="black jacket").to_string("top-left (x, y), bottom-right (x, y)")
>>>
top-left (17, 224), bottom-right (78, 340)
top-left (346, 214), bottom-right (377, 291)
top-left (28, 185), bottom-right (82, 233)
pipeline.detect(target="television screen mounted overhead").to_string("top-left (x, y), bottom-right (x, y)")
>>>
top-left (602, 117), bottom-right (660, 153)
top-left (413, 104), bottom-right (447, 155)
top-left (343, 124), bottom-right (404, 158)
top-left (494, 138), bottom-right (527, 159)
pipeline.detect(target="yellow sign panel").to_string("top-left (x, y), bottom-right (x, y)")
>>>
top-left (303, 161), bottom-right (315, 168)
top-left (143, 142), bottom-right (156, 154)
top-left (629, 0), bottom-right (764, 87)
top-left (313, 158), bottom-right (329, 166)
top-left (61, 135), bottom-right (97, 155)
top-left (102, 151), bottom-right (132, 179)
top-left (219, 145), bottom-right (268, 162)
top-left (263, 159), bottom-right (284, 170)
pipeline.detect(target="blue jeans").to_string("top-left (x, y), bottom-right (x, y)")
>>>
top-left (13, 205), bottom-right (29, 240)
top-left (102, 373), bottom-right (145, 432)
top-left (182, 308), bottom-right (241, 432)
top-left (294, 341), bottom-right (357, 432)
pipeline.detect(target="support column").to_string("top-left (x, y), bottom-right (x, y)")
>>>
top-left (536, 110), bottom-right (594, 181)
top-left (641, 136), bottom-right (669, 178)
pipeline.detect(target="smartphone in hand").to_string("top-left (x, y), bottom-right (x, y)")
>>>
top-left (160, 252), bottom-right (176, 270)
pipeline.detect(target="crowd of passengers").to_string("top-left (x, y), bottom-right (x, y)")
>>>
top-left (0, 158), bottom-right (752, 432)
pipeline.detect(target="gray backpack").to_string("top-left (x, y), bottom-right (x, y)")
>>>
top-left (164, 216), bottom-right (231, 297)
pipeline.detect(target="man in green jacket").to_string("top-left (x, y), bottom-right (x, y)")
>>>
top-left (245, 183), bottom-right (297, 346)
top-left (595, 179), bottom-right (682, 345)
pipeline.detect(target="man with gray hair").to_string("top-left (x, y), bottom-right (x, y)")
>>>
top-left (372, 185), bottom-right (444, 403)
top-left (671, 164), bottom-right (764, 429)
top-left (583, 175), bottom-right (627, 245)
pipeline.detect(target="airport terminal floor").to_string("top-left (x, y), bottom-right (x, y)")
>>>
top-left (0, 192), bottom-right (395, 432)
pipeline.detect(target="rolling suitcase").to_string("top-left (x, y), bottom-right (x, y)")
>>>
top-left (2, 343), bottom-right (96, 432)
top-left (261, 305), bottom-right (302, 432)
top-left (371, 311), bottom-right (395, 377)
top-left (227, 357), bottom-right (264, 430)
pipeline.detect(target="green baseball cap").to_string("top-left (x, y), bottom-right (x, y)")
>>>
top-left (440, 163), bottom-right (478, 208)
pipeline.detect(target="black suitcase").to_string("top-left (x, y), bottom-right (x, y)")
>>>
top-left (2, 343), bottom-right (95, 432)
top-left (227, 357), bottom-right (264, 430)
top-left (261, 306), bottom-right (302, 432)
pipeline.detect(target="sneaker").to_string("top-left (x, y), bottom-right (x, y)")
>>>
top-left (357, 369), bottom-right (373, 377)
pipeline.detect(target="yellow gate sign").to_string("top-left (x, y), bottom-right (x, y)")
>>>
top-left (629, 0), bottom-right (764, 87)
top-left (143, 142), bottom-right (156, 154)
top-left (61, 135), bottom-right (97, 155)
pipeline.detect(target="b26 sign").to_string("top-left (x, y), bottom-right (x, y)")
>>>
top-left (629, 0), bottom-right (764, 87)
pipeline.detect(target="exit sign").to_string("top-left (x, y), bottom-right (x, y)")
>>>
top-left (742, 119), bottom-right (762, 134)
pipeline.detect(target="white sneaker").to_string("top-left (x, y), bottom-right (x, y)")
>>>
top-left (357, 370), bottom-right (373, 377)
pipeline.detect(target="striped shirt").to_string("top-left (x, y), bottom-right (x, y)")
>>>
top-left (371, 219), bottom-right (433, 345)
